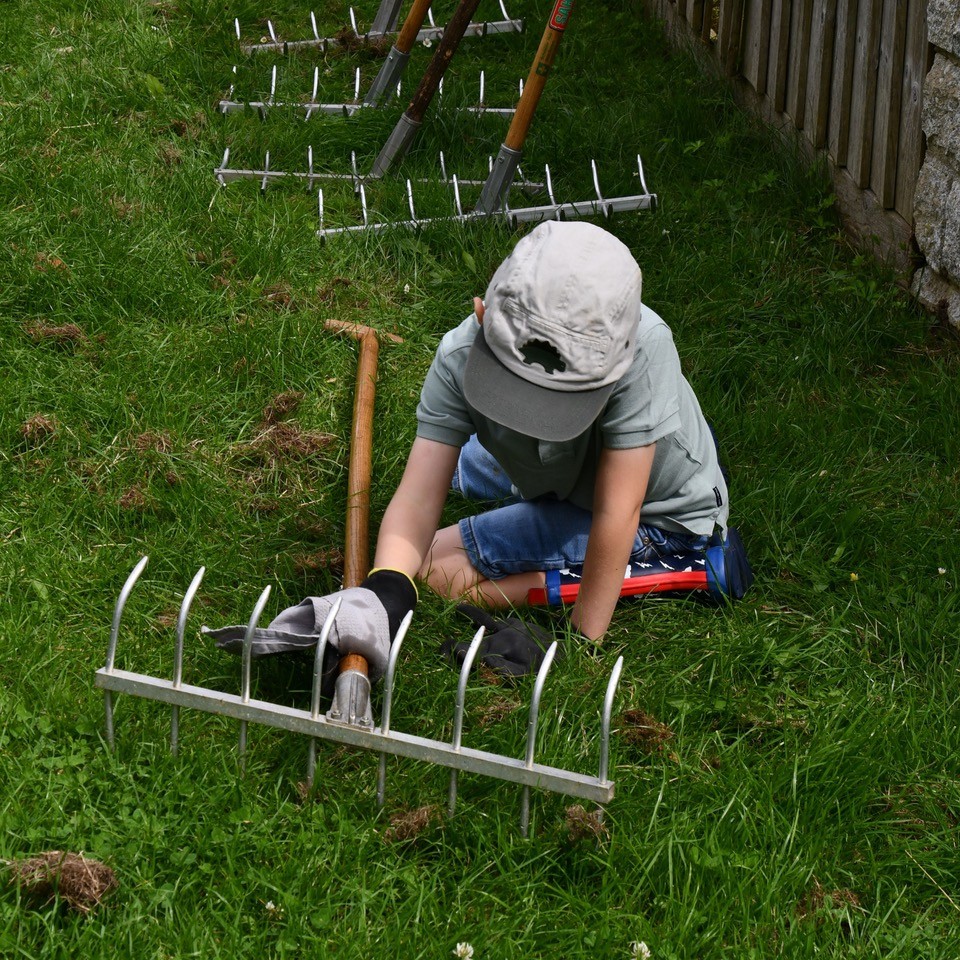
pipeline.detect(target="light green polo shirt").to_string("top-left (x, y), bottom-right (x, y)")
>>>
top-left (416, 305), bottom-right (729, 537)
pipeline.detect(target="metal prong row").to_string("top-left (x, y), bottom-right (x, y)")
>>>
top-left (234, 4), bottom-right (523, 56)
top-left (215, 147), bottom-right (545, 195)
top-left (96, 559), bottom-right (625, 828)
top-left (314, 156), bottom-right (657, 237)
top-left (219, 65), bottom-right (517, 119)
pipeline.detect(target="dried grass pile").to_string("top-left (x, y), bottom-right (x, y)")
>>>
top-left (6, 851), bottom-right (118, 913)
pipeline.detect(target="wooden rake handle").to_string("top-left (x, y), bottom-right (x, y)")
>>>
top-left (504, 0), bottom-right (576, 152)
top-left (325, 320), bottom-right (403, 679)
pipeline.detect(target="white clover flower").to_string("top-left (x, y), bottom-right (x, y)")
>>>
top-left (422, 37), bottom-right (433, 47)
top-left (453, 944), bottom-right (474, 959)
top-left (630, 942), bottom-right (652, 960)
top-left (938, 567), bottom-right (947, 576)
top-left (403, 283), bottom-right (410, 294)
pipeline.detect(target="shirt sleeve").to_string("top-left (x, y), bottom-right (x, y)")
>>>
top-left (600, 313), bottom-right (683, 449)
top-left (415, 317), bottom-right (477, 448)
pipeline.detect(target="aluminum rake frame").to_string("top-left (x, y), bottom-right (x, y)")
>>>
top-left (234, 1), bottom-right (522, 56)
top-left (213, 148), bottom-right (655, 237)
top-left (218, 64), bottom-right (521, 119)
top-left (95, 558), bottom-right (624, 835)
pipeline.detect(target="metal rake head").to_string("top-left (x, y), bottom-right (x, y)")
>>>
top-left (218, 63), bottom-right (521, 119)
top-left (233, 2), bottom-right (523, 56)
top-left (213, 147), bottom-right (656, 237)
top-left (95, 557), bottom-right (624, 837)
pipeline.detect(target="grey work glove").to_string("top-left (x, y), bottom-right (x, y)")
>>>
top-left (442, 604), bottom-right (559, 681)
top-left (203, 569), bottom-right (416, 683)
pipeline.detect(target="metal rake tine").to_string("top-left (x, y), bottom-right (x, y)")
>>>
top-left (359, 182), bottom-right (369, 227)
top-left (350, 151), bottom-right (361, 196)
top-left (260, 152), bottom-right (270, 194)
top-left (599, 656), bottom-right (624, 786)
top-left (439, 151), bottom-right (449, 183)
top-left (171, 566), bottom-right (205, 756)
top-left (216, 147), bottom-right (230, 187)
top-left (636, 154), bottom-right (650, 195)
top-left (306, 145), bottom-right (314, 191)
top-left (376, 609), bottom-right (414, 806)
top-left (238, 585), bottom-right (271, 770)
top-left (452, 174), bottom-right (463, 217)
top-left (317, 188), bottom-right (325, 233)
top-left (544, 163), bottom-right (556, 206)
top-left (226, 64), bottom-right (237, 101)
top-left (269, 63), bottom-right (278, 105)
top-left (591, 159), bottom-right (611, 218)
top-left (304, 67), bottom-right (319, 121)
top-left (478, 70), bottom-right (486, 110)
top-left (234, 17), bottom-right (241, 42)
top-left (448, 626), bottom-right (486, 817)
top-left (520, 640), bottom-right (559, 837)
top-left (406, 179), bottom-right (418, 224)
top-left (267, 20), bottom-right (278, 45)
top-left (594, 655), bottom-right (624, 828)
top-left (310, 11), bottom-right (320, 42)
top-left (348, 7), bottom-right (360, 39)
top-left (427, 8), bottom-right (436, 27)
top-left (104, 555), bottom-right (149, 750)
top-left (306, 596), bottom-right (343, 789)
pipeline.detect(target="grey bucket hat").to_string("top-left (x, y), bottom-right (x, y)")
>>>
top-left (463, 221), bottom-right (643, 442)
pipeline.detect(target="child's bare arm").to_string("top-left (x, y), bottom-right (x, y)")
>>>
top-left (570, 444), bottom-right (656, 640)
top-left (373, 437), bottom-right (460, 578)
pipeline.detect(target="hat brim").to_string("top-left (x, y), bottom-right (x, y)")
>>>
top-left (463, 326), bottom-right (615, 443)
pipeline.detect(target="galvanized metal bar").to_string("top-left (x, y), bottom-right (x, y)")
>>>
top-left (171, 566), bottom-right (205, 756)
top-left (94, 668), bottom-right (615, 803)
top-left (103, 555), bottom-right (150, 751)
top-left (448, 626), bottom-right (486, 817)
top-left (520, 641), bottom-right (558, 837)
top-left (238, 585), bottom-right (272, 769)
top-left (306, 595), bottom-right (342, 789)
top-left (376, 609), bottom-right (414, 806)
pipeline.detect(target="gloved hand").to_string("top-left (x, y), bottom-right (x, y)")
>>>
top-left (203, 568), bottom-right (417, 683)
top-left (441, 604), bottom-right (558, 680)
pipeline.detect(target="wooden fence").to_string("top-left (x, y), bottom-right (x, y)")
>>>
top-left (642, 0), bottom-right (931, 272)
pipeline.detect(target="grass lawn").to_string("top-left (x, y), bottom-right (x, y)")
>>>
top-left (2, 0), bottom-right (959, 956)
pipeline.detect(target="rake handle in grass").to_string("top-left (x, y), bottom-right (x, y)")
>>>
top-left (364, 0), bottom-right (436, 106)
top-left (504, 0), bottom-right (575, 152)
top-left (475, 0), bottom-right (576, 213)
top-left (326, 320), bottom-right (404, 679)
top-left (395, 0), bottom-right (435, 53)
top-left (405, 0), bottom-right (484, 123)
top-left (370, 0), bottom-right (484, 175)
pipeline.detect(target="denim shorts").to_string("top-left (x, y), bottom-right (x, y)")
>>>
top-left (452, 435), bottom-right (709, 580)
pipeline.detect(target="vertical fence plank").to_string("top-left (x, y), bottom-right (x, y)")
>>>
top-left (805, 0), bottom-right (838, 148)
top-left (827, 0), bottom-right (859, 167)
top-left (847, 0), bottom-right (883, 186)
top-left (871, 0), bottom-right (909, 206)
top-left (786, 0), bottom-right (814, 128)
top-left (718, 0), bottom-right (746, 74)
top-left (768, 0), bottom-right (793, 112)
top-left (701, 0), bottom-right (717, 42)
top-left (742, 0), bottom-right (762, 89)
top-left (894, 0), bottom-right (928, 218)
top-left (687, 0), bottom-right (706, 33)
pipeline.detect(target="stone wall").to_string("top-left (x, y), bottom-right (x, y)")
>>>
top-left (912, 0), bottom-right (960, 325)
